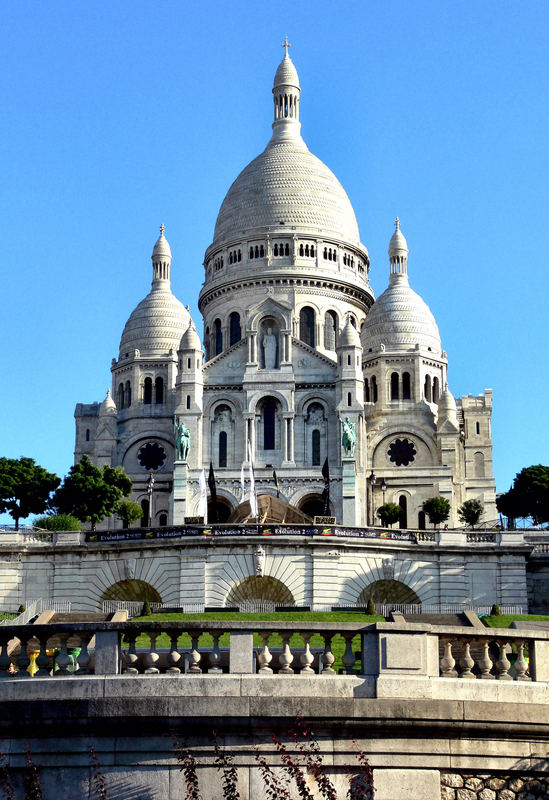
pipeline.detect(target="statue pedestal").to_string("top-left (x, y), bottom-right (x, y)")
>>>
top-left (341, 457), bottom-right (359, 527)
top-left (171, 461), bottom-right (188, 525)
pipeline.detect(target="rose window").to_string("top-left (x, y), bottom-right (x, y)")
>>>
top-left (387, 438), bottom-right (416, 467)
top-left (137, 442), bottom-right (166, 471)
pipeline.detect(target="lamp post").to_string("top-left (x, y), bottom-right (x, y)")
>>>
top-left (381, 478), bottom-right (387, 507)
top-left (368, 470), bottom-right (377, 527)
top-left (147, 472), bottom-right (155, 527)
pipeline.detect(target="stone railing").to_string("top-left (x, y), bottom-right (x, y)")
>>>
top-left (0, 620), bottom-right (548, 682)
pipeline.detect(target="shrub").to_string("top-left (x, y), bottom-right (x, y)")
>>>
top-left (142, 599), bottom-right (152, 616)
top-left (366, 598), bottom-right (376, 616)
top-left (33, 514), bottom-right (83, 531)
top-left (17, 604), bottom-right (25, 614)
top-left (422, 496), bottom-right (451, 529)
top-left (376, 502), bottom-right (401, 528)
top-left (490, 604), bottom-right (501, 616)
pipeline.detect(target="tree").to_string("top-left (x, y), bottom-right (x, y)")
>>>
top-left (54, 456), bottom-right (133, 530)
top-left (422, 496), bottom-right (451, 529)
top-left (457, 499), bottom-right (484, 529)
top-left (0, 457), bottom-right (60, 530)
top-left (33, 514), bottom-right (83, 531)
top-left (376, 502), bottom-right (401, 528)
top-left (497, 465), bottom-right (549, 526)
top-left (116, 500), bottom-right (144, 529)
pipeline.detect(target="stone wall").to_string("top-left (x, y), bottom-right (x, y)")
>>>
top-left (441, 773), bottom-right (549, 800)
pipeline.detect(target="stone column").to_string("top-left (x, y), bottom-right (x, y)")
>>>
top-left (171, 461), bottom-right (188, 525)
top-left (341, 457), bottom-right (359, 526)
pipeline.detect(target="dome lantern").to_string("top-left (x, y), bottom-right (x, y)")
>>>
top-left (388, 217), bottom-right (409, 280)
top-left (271, 38), bottom-right (302, 143)
top-left (152, 223), bottom-right (172, 289)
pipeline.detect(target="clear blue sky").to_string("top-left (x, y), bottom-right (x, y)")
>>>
top-left (2, 0), bottom-right (548, 522)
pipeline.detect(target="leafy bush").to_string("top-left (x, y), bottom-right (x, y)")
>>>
top-left (33, 514), bottom-right (83, 531)
top-left (422, 496), bottom-right (451, 528)
top-left (366, 598), bottom-right (376, 616)
top-left (142, 599), bottom-right (152, 616)
top-left (17, 604), bottom-right (25, 613)
top-left (490, 604), bottom-right (501, 616)
top-left (376, 502), bottom-right (401, 528)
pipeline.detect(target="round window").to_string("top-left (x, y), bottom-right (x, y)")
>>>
top-left (387, 438), bottom-right (416, 467)
top-left (137, 442), bottom-right (166, 471)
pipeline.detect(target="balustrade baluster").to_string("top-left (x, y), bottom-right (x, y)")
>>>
top-left (342, 634), bottom-right (356, 675)
top-left (299, 635), bottom-right (314, 674)
top-left (55, 636), bottom-right (71, 675)
top-left (76, 636), bottom-right (91, 675)
top-left (16, 637), bottom-right (31, 677)
top-left (124, 635), bottom-right (140, 674)
top-left (257, 634), bottom-right (273, 674)
top-left (440, 639), bottom-right (457, 677)
top-left (208, 633), bottom-right (223, 674)
top-left (0, 638), bottom-right (11, 676)
top-left (278, 635), bottom-right (294, 674)
top-left (321, 633), bottom-right (336, 675)
top-left (515, 641), bottom-right (530, 681)
top-left (35, 639), bottom-right (52, 677)
top-left (188, 635), bottom-right (202, 674)
top-left (459, 640), bottom-right (475, 678)
top-left (495, 640), bottom-right (512, 681)
top-left (478, 639), bottom-right (495, 679)
top-left (166, 634), bottom-right (182, 674)
top-left (144, 633), bottom-right (160, 674)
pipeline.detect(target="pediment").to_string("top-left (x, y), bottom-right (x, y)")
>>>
top-left (248, 296), bottom-right (292, 329)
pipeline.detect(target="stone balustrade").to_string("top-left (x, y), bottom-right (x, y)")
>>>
top-left (0, 620), bottom-right (548, 683)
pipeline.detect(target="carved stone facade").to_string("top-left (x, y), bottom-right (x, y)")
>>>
top-left (74, 48), bottom-right (496, 530)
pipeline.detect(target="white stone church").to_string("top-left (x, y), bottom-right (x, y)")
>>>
top-left (74, 46), bottom-right (496, 531)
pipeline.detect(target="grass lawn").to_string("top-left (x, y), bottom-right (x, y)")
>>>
top-left (0, 612), bottom-right (17, 621)
top-left (483, 614), bottom-right (549, 629)
top-left (125, 611), bottom-right (383, 672)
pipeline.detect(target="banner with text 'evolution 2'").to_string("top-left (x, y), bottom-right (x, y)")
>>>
top-left (85, 526), bottom-right (416, 544)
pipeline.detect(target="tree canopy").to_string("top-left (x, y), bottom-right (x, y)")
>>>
top-left (496, 465), bottom-right (549, 526)
top-left (0, 457), bottom-right (60, 530)
top-left (422, 496), bottom-right (451, 529)
top-left (376, 502), bottom-right (402, 528)
top-left (457, 499), bottom-right (484, 529)
top-left (54, 456), bottom-right (133, 530)
top-left (116, 500), bottom-right (144, 529)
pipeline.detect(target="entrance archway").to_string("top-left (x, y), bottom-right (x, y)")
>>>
top-left (226, 576), bottom-right (294, 605)
top-left (207, 497), bottom-right (233, 523)
top-left (298, 493), bottom-right (327, 519)
top-left (100, 580), bottom-right (161, 604)
top-left (357, 580), bottom-right (420, 606)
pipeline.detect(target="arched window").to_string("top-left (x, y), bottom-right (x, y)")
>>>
top-left (118, 383), bottom-right (125, 410)
top-left (418, 510), bottom-right (426, 530)
top-left (391, 372), bottom-right (399, 401)
top-left (323, 247), bottom-right (328, 259)
top-left (219, 431), bottom-right (227, 468)
top-left (364, 378), bottom-right (370, 403)
top-left (347, 354), bottom-right (351, 366)
top-left (205, 327), bottom-right (210, 361)
top-left (312, 429), bottom-right (321, 466)
top-left (260, 245), bottom-right (265, 257)
top-left (214, 319), bottom-right (222, 356)
top-left (433, 377), bottom-right (440, 403)
top-left (229, 312), bottom-right (241, 346)
top-left (402, 372), bottom-right (411, 400)
top-left (155, 377), bottom-right (163, 405)
top-left (372, 376), bottom-right (378, 403)
top-left (299, 307), bottom-right (315, 347)
top-left (125, 380), bottom-right (132, 407)
top-left (249, 248), bottom-right (254, 259)
top-left (299, 244), bottom-right (304, 256)
top-left (274, 243), bottom-right (279, 256)
top-left (141, 499), bottom-right (149, 525)
top-left (476, 421), bottom-right (480, 435)
top-left (284, 243), bottom-right (289, 256)
top-left (159, 513), bottom-right (167, 527)
top-left (255, 245), bottom-right (259, 258)
top-left (310, 245), bottom-right (315, 257)
top-left (86, 428), bottom-right (90, 442)
top-left (349, 316), bottom-right (356, 328)
top-left (424, 375), bottom-right (432, 402)
top-left (324, 310), bottom-right (337, 349)
top-left (144, 377), bottom-right (152, 405)
top-left (186, 395), bottom-right (191, 410)
top-left (263, 400), bottom-right (276, 450)
top-left (347, 392), bottom-right (352, 406)
top-left (399, 495), bottom-right (408, 529)
top-left (474, 452), bottom-right (485, 478)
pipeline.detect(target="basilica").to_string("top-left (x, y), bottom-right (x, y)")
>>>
top-left (74, 46), bottom-right (496, 530)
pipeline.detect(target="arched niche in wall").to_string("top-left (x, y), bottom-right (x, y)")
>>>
top-left (357, 580), bottom-right (420, 606)
top-left (226, 576), bottom-right (294, 605)
top-left (100, 579), bottom-right (162, 605)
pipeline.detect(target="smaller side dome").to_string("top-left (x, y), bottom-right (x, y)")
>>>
top-left (338, 317), bottom-right (361, 348)
top-left (99, 388), bottom-right (117, 416)
top-left (180, 320), bottom-right (202, 351)
top-left (274, 41), bottom-right (300, 89)
top-left (437, 384), bottom-right (458, 428)
top-left (388, 217), bottom-right (409, 261)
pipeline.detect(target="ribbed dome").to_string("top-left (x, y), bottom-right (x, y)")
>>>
top-left (99, 388), bottom-right (117, 416)
top-left (152, 226), bottom-right (172, 259)
top-left (180, 320), bottom-right (202, 351)
top-left (362, 274), bottom-right (442, 354)
top-left (339, 318), bottom-right (361, 348)
top-left (212, 139), bottom-right (361, 246)
top-left (119, 289), bottom-right (190, 358)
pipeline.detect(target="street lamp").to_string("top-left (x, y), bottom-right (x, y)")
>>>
top-left (147, 472), bottom-right (155, 527)
top-left (381, 478), bottom-right (387, 507)
top-left (368, 471), bottom-right (377, 526)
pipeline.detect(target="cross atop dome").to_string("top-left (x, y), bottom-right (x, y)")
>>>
top-left (395, 217), bottom-right (400, 230)
top-left (160, 223), bottom-right (165, 236)
top-left (282, 36), bottom-right (292, 56)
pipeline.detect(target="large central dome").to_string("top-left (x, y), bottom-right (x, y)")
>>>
top-left (212, 139), bottom-right (361, 246)
top-left (210, 47), bottom-right (362, 249)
